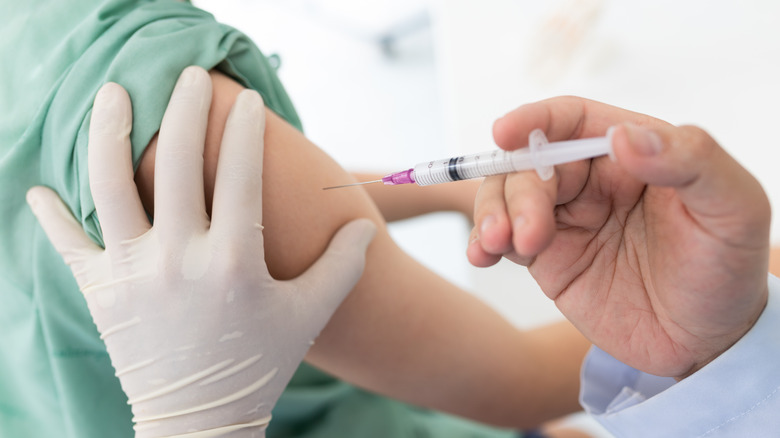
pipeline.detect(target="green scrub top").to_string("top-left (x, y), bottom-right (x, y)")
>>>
top-left (0, 1), bottom-right (518, 437)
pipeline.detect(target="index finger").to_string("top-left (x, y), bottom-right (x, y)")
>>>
top-left (492, 96), bottom-right (664, 150)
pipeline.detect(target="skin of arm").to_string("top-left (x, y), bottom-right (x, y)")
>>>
top-left (351, 172), bottom-right (481, 222)
top-left (771, 247), bottom-right (780, 276)
top-left (132, 70), bottom-right (590, 428)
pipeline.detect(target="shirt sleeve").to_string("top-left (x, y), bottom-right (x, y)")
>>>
top-left (579, 274), bottom-right (780, 437)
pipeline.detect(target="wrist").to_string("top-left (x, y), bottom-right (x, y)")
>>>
top-left (676, 281), bottom-right (770, 380)
top-left (134, 415), bottom-right (270, 438)
top-left (124, 358), bottom-right (277, 438)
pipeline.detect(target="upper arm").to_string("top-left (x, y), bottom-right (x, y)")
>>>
top-left (135, 70), bottom-right (385, 279)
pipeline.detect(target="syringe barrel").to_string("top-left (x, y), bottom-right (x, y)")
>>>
top-left (411, 149), bottom-right (534, 186)
top-left (410, 134), bottom-right (612, 186)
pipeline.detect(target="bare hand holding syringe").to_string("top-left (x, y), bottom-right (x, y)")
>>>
top-left (323, 128), bottom-right (615, 190)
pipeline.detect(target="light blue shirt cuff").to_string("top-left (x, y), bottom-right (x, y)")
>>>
top-left (580, 274), bottom-right (780, 437)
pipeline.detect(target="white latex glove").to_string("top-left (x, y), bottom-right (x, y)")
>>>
top-left (27, 66), bottom-right (376, 437)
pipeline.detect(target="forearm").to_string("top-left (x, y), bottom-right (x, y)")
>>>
top-left (352, 172), bottom-right (480, 222)
top-left (310, 252), bottom-right (590, 427)
top-left (771, 246), bottom-right (780, 277)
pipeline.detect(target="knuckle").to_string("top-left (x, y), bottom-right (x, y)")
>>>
top-left (167, 93), bottom-right (207, 112)
top-left (504, 171), bottom-right (553, 206)
top-left (155, 142), bottom-right (203, 167)
top-left (222, 162), bottom-right (261, 183)
top-left (677, 125), bottom-right (718, 158)
top-left (212, 248), bottom-right (248, 279)
top-left (227, 112), bottom-right (262, 131)
top-left (475, 175), bottom-right (505, 201)
top-left (90, 178), bottom-right (135, 204)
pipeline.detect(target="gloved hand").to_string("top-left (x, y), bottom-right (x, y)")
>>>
top-left (27, 66), bottom-right (376, 437)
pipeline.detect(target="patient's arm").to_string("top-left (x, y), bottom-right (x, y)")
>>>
top-left (351, 172), bottom-right (480, 222)
top-left (133, 70), bottom-right (590, 428)
top-left (772, 246), bottom-right (780, 277)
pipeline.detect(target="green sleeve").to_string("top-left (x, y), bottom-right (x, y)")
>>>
top-left (34, 0), bottom-right (300, 246)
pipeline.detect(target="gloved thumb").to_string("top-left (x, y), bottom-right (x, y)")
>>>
top-left (291, 218), bottom-right (377, 321)
top-left (611, 123), bottom-right (771, 246)
top-left (26, 186), bottom-right (102, 289)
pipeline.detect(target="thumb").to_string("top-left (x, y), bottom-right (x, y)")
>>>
top-left (291, 218), bottom-right (377, 321)
top-left (612, 123), bottom-right (771, 246)
top-left (26, 186), bottom-right (102, 288)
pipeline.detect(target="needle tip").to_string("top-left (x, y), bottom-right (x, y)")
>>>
top-left (322, 180), bottom-right (383, 190)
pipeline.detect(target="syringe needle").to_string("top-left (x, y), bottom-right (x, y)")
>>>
top-left (322, 180), bottom-right (383, 190)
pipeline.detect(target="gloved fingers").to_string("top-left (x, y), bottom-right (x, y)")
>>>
top-left (290, 218), bottom-right (376, 324)
top-left (210, 89), bottom-right (265, 241)
top-left (88, 83), bottom-right (151, 247)
top-left (26, 186), bottom-right (102, 286)
top-left (154, 66), bottom-right (212, 236)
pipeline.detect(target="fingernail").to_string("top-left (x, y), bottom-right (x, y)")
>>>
top-left (233, 89), bottom-right (262, 120)
top-left (513, 215), bottom-right (527, 232)
top-left (91, 83), bottom-right (130, 136)
top-left (358, 221), bottom-right (378, 248)
top-left (625, 124), bottom-right (664, 156)
top-left (176, 66), bottom-right (200, 89)
top-left (25, 188), bottom-right (40, 211)
top-left (606, 126), bottom-right (618, 162)
top-left (481, 215), bottom-right (496, 235)
top-left (350, 218), bottom-right (377, 249)
top-left (94, 83), bottom-right (118, 109)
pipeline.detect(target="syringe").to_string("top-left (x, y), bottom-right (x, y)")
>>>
top-left (323, 128), bottom-right (614, 190)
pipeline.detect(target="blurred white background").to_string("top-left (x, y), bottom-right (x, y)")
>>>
top-left (193, 1), bottom-right (780, 436)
